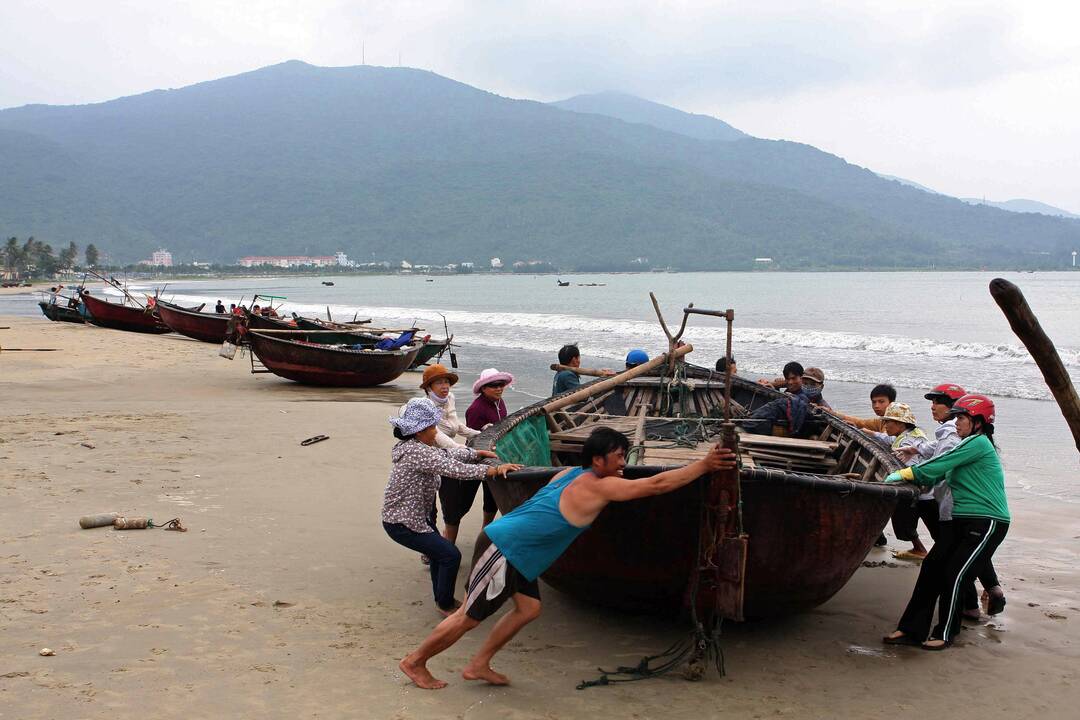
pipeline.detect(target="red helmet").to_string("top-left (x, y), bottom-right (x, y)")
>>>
top-left (948, 394), bottom-right (996, 424)
top-left (925, 383), bottom-right (966, 402)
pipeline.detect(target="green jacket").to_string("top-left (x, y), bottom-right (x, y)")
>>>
top-left (906, 434), bottom-right (1010, 523)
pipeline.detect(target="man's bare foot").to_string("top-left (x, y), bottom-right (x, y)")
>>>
top-left (462, 664), bottom-right (510, 685)
top-left (400, 658), bottom-right (447, 689)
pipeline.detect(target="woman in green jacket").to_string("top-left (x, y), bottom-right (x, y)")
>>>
top-left (882, 394), bottom-right (1009, 650)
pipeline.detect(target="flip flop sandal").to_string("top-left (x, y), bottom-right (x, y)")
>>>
top-left (882, 633), bottom-right (923, 646)
top-left (921, 640), bottom-right (952, 651)
top-left (893, 550), bottom-right (927, 562)
top-left (987, 594), bottom-right (1006, 616)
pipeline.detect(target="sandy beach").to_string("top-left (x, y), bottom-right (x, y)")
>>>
top-left (2, 314), bottom-right (1079, 719)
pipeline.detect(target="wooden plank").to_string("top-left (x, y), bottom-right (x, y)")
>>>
top-left (736, 432), bottom-right (837, 452)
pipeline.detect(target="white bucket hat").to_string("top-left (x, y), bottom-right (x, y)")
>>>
top-left (390, 397), bottom-right (442, 435)
top-left (473, 368), bottom-right (515, 395)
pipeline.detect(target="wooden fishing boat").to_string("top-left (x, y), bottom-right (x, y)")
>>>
top-left (292, 315), bottom-right (450, 368)
top-left (79, 291), bottom-right (171, 334)
top-left (38, 300), bottom-right (85, 323)
top-left (154, 299), bottom-right (231, 343)
top-left (242, 330), bottom-right (422, 387)
top-left (475, 302), bottom-right (912, 622)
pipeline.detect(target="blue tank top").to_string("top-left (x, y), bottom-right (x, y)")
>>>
top-left (484, 467), bottom-right (591, 581)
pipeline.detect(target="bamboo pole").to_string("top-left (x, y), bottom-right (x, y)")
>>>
top-left (543, 345), bottom-right (693, 413)
top-left (989, 278), bottom-right (1080, 454)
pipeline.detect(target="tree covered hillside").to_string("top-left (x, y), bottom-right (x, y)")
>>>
top-left (1, 61), bottom-right (1077, 268)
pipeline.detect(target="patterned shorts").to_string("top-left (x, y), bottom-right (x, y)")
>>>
top-left (463, 532), bottom-right (540, 622)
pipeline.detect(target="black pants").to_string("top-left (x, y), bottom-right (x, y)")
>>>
top-left (439, 478), bottom-right (497, 526)
top-left (916, 498), bottom-right (940, 541)
top-left (897, 516), bottom-right (1009, 642)
top-left (891, 496), bottom-right (921, 542)
top-left (936, 519), bottom-right (1001, 611)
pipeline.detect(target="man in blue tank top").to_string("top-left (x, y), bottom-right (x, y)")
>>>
top-left (398, 426), bottom-right (736, 689)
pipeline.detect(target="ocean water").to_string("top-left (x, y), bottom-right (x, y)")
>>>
top-left (7, 270), bottom-right (1078, 502)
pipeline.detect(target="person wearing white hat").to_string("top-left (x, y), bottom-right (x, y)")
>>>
top-left (435, 368), bottom-right (519, 545)
top-left (382, 398), bottom-right (521, 616)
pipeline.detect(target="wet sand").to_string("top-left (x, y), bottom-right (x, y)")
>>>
top-left (2, 315), bottom-right (1079, 719)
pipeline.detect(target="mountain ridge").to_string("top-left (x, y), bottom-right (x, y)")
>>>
top-left (1, 61), bottom-right (1077, 269)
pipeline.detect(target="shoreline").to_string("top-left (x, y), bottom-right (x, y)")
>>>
top-left (2, 315), bottom-right (1079, 718)
top-left (3, 267), bottom-right (1078, 295)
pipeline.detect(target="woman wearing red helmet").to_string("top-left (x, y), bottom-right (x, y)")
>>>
top-left (882, 393), bottom-right (1010, 650)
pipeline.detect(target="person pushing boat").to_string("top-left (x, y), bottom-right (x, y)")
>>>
top-left (398, 426), bottom-right (737, 689)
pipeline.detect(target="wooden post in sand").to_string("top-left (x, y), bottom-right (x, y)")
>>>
top-left (989, 278), bottom-right (1080, 455)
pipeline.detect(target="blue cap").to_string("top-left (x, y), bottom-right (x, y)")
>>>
top-left (625, 348), bottom-right (649, 366)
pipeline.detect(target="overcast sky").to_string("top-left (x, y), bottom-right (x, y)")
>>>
top-left (2, 0), bottom-right (1078, 212)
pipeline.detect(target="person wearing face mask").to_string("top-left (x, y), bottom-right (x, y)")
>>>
top-left (382, 399), bottom-right (521, 618)
top-left (882, 394), bottom-right (1009, 651)
top-left (400, 365), bottom-right (481, 563)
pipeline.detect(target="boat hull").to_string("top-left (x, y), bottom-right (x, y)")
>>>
top-left (476, 363), bottom-right (911, 620)
top-left (247, 331), bottom-right (421, 387)
top-left (38, 301), bottom-right (85, 323)
top-left (486, 469), bottom-right (902, 618)
top-left (80, 292), bottom-right (171, 334)
top-left (156, 300), bottom-right (230, 343)
top-left (293, 316), bottom-right (444, 368)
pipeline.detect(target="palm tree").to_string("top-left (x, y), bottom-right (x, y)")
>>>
top-left (2, 237), bottom-right (21, 275)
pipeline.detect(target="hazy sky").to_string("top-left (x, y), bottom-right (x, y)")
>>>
top-left (2, 0), bottom-right (1077, 211)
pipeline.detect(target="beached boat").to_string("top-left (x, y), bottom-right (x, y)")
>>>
top-left (38, 300), bottom-right (85, 324)
top-left (292, 315), bottom-right (451, 368)
top-left (79, 291), bottom-right (171, 334)
top-left (241, 330), bottom-right (422, 387)
top-left (155, 299), bottom-right (230, 343)
top-left (475, 348), bottom-right (912, 622)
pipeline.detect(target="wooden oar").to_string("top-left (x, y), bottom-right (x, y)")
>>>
top-left (544, 345), bottom-right (693, 413)
top-left (249, 328), bottom-right (415, 335)
top-left (989, 278), bottom-right (1080, 454)
top-left (549, 363), bottom-right (613, 378)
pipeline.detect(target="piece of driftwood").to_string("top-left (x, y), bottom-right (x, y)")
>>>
top-left (989, 278), bottom-right (1080, 454)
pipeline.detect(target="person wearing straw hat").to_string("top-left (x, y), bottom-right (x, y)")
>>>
top-left (405, 364), bottom-right (479, 449)
top-left (870, 402), bottom-right (933, 560)
top-left (382, 398), bottom-right (521, 617)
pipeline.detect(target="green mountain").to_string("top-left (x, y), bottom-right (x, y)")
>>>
top-left (1, 60), bottom-right (1077, 269)
top-left (552, 92), bottom-right (748, 142)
